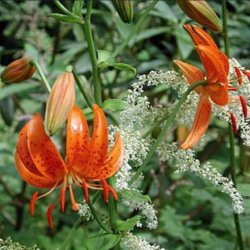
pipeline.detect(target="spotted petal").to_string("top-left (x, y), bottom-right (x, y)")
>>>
top-left (27, 114), bottom-right (66, 179)
top-left (15, 152), bottom-right (56, 188)
top-left (86, 133), bottom-right (124, 180)
top-left (66, 106), bottom-right (90, 174)
top-left (81, 104), bottom-right (108, 179)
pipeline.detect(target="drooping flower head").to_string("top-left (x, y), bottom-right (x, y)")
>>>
top-left (15, 105), bottom-right (124, 228)
top-left (1, 58), bottom-right (35, 84)
top-left (174, 25), bottom-right (229, 149)
top-left (175, 25), bottom-right (248, 149)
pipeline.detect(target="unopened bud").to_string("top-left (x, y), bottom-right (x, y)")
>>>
top-left (177, 0), bottom-right (222, 32)
top-left (1, 58), bottom-right (35, 84)
top-left (112, 0), bottom-right (133, 23)
top-left (45, 71), bottom-right (75, 135)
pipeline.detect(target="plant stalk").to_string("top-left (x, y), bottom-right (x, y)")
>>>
top-left (88, 199), bottom-right (112, 234)
top-left (222, 1), bottom-right (244, 249)
top-left (31, 61), bottom-right (51, 93)
top-left (72, 69), bottom-right (93, 108)
top-left (84, 0), bottom-right (102, 105)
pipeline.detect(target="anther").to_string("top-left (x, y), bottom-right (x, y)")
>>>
top-left (234, 67), bottom-right (242, 85)
top-left (30, 192), bottom-right (39, 216)
top-left (47, 204), bottom-right (54, 229)
top-left (230, 112), bottom-right (237, 135)
top-left (239, 95), bottom-right (248, 118)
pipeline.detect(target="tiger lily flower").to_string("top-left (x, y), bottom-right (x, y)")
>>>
top-left (174, 44), bottom-right (229, 149)
top-left (174, 24), bottom-right (249, 149)
top-left (15, 104), bottom-right (124, 228)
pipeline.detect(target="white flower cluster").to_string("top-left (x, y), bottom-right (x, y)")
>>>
top-left (78, 203), bottom-right (92, 221)
top-left (122, 198), bottom-right (158, 229)
top-left (109, 125), bottom-right (150, 191)
top-left (121, 70), bottom-right (184, 130)
top-left (157, 143), bottom-right (244, 214)
top-left (121, 233), bottom-right (165, 250)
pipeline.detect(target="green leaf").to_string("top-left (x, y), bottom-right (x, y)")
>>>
top-left (112, 63), bottom-right (136, 75)
top-left (174, 26), bottom-right (193, 59)
top-left (86, 234), bottom-right (121, 250)
top-left (115, 215), bottom-right (142, 231)
top-left (103, 99), bottom-right (126, 111)
top-left (50, 13), bottom-right (83, 24)
top-left (99, 61), bottom-right (136, 75)
top-left (237, 184), bottom-right (250, 198)
top-left (153, 1), bottom-right (177, 22)
top-left (72, 0), bottom-right (84, 17)
top-left (121, 190), bottom-right (151, 203)
top-left (0, 83), bottom-right (39, 101)
top-left (97, 50), bottom-right (114, 64)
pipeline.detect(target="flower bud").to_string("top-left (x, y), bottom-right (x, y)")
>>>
top-left (1, 58), bottom-right (35, 84)
top-left (112, 0), bottom-right (133, 23)
top-left (177, 0), bottom-right (222, 32)
top-left (45, 71), bottom-right (75, 136)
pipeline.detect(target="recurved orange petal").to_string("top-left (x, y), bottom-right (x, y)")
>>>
top-left (174, 60), bottom-right (204, 94)
top-left (88, 133), bottom-right (124, 180)
top-left (184, 24), bottom-right (218, 48)
top-left (83, 104), bottom-right (108, 178)
top-left (66, 106), bottom-right (90, 173)
top-left (15, 152), bottom-right (56, 188)
top-left (196, 45), bottom-right (228, 87)
top-left (16, 122), bottom-right (42, 176)
top-left (27, 114), bottom-right (66, 179)
top-left (181, 94), bottom-right (212, 149)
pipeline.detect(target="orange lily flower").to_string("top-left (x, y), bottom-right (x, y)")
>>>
top-left (15, 104), bottom-right (124, 228)
top-left (174, 44), bottom-right (229, 149)
top-left (175, 24), bottom-right (248, 149)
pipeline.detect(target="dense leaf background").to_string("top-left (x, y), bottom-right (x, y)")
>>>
top-left (0, 1), bottom-right (250, 249)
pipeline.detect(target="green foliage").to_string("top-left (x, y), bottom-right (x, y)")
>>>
top-left (0, 0), bottom-right (249, 250)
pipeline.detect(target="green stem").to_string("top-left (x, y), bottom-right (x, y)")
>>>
top-left (228, 125), bottom-right (244, 250)
top-left (54, 0), bottom-right (72, 16)
top-left (129, 80), bottom-right (207, 184)
top-left (72, 69), bottom-right (93, 108)
top-left (111, 0), bottom-right (159, 58)
top-left (84, 0), bottom-right (102, 105)
top-left (222, 1), bottom-right (244, 249)
top-left (31, 61), bottom-right (51, 93)
top-left (222, 0), bottom-right (229, 57)
top-left (58, 218), bottom-right (81, 250)
top-left (107, 178), bottom-right (118, 233)
top-left (88, 199), bottom-right (112, 234)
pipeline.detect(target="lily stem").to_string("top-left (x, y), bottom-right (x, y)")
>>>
top-left (130, 80), bottom-right (207, 184)
top-left (72, 69), bottom-right (93, 108)
top-left (88, 199), bottom-right (112, 234)
top-left (222, 1), bottom-right (244, 249)
top-left (31, 61), bottom-right (51, 93)
top-left (111, 0), bottom-right (159, 58)
top-left (229, 125), bottom-right (244, 250)
top-left (83, 0), bottom-right (118, 233)
top-left (58, 218), bottom-right (81, 250)
top-left (84, 0), bottom-right (102, 106)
